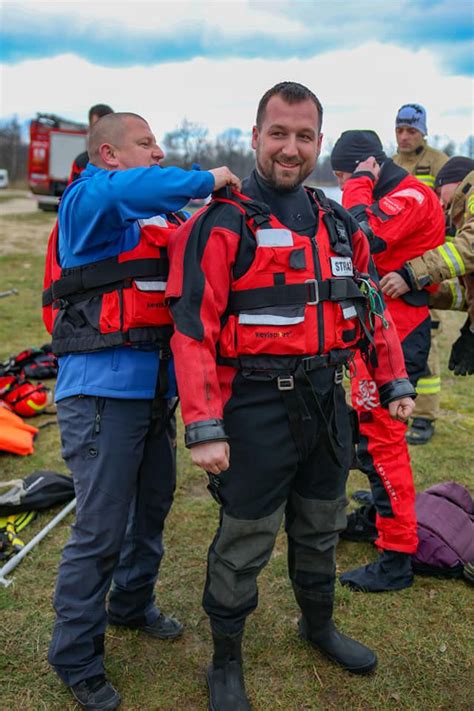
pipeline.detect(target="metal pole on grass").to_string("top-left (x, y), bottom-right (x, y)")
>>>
top-left (0, 498), bottom-right (76, 587)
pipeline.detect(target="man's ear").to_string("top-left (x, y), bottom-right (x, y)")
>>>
top-left (316, 132), bottom-right (323, 160)
top-left (98, 142), bottom-right (119, 169)
top-left (251, 125), bottom-right (259, 151)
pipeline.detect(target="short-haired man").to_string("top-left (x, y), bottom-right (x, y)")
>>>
top-left (69, 103), bottom-right (114, 183)
top-left (393, 103), bottom-right (449, 444)
top-left (331, 130), bottom-right (445, 592)
top-left (381, 156), bottom-right (474, 376)
top-left (44, 112), bottom-right (240, 710)
top-left (167, 83), bottom-right (416, 709)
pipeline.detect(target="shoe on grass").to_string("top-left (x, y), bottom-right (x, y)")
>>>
top-left (108, 612), bottom-right (183, 639)
top-left (71, 674), bottom-right (121, 710)
top-left (406, 417), bottom-right (435, 445)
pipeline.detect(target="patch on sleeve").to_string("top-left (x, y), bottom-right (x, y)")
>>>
top-left (467, 193), bottom-right (474, 216)
top-left (377, 196), bottom-right (403, 216)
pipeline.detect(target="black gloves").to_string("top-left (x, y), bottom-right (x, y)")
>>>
top-left (448, 318), bottom-right (474, 376)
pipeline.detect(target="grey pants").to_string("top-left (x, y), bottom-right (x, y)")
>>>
top-left (48, 395), bottom-right (176, 686)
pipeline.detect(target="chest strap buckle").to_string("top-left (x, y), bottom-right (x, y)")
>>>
top-left (277, 375), bottom-right (294, 391)
top-left (334, 365), bottom-right (344, 385)
top-left (305, 279), bottom-right (319, 305)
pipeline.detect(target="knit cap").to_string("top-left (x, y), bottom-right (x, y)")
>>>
top-left (395, 104), bottom-right (427, 135)
top-left (435, 156), bottom-right (474, 188)
top-left (330, 130), bottom-right (386, 173)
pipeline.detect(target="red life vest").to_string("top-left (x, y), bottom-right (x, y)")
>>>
top-left (42, 212), bottom-right (186, 356)
top-left (214, 190), bottom-right (373, 364)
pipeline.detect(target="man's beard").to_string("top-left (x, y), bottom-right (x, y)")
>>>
top-left (256, 157), bottom-right (307, 193)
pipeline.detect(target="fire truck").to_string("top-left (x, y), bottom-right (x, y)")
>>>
top-left (28, 113), bottom-right (87, 210)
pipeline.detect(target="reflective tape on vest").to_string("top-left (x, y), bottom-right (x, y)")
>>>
top-left (134, 279), bottom-right (167, 292)
top-left (255, 228), bottom-right (293, 246)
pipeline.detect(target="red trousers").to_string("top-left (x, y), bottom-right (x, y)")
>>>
top-left (350, 298), bottom-right (428, 554)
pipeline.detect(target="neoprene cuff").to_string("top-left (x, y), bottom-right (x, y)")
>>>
top-left (348, 171), bottom-right (376, 182)
top-left (378, 378), bottom-right (416, 408)
top-left (185, 419), bottom-right (228, 448)
top-left (404, 262), bottom-right (430, 289)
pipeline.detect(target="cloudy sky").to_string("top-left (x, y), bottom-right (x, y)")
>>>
top-left (1, 0), bottom-right (473, 153)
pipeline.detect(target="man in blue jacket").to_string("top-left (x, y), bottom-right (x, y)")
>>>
top-left (46, 112), bottom-right (240, 710)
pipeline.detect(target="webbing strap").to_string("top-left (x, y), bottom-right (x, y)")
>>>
top-left (228, 278), bottom-right (364, 312)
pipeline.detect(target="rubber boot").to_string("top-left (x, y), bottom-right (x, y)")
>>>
top-left (339, 550), bottom-right (414, 592)
top-left (294, 587), bottom-right (377, 675)
top-left (207, 629), bottom-right (252, 711)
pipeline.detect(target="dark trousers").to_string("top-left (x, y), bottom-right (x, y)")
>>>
top-left (204, 366), bottom-right (352, 636)
top-left (48, 395), bottom-right (176, 686)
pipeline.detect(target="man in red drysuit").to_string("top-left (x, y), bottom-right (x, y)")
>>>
top-left (166, 84), bottom-right (417, 709)
top-left (331, 130), bottom-right (445, 592)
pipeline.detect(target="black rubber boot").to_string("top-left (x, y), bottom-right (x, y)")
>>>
top-left (340, 550), bottom-right (414, 592)
top-left (406, 417), bottom-right (435, 445)
top-left (207, 630), bottom-right (252, 711)
top-left (340, 504), bottom-right (377, 543)
top-left (294, 587), bottom-right (377, 675)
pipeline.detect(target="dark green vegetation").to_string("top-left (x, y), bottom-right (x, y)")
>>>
top-left (0, 209), bottom-right (472, 710)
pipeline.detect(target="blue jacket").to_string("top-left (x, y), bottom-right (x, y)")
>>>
top-left (54, 163), bottom-right (214, 402)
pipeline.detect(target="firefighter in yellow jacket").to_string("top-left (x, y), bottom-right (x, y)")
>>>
top-left (381, 156), bottom-right (474, 376)
top-left (392, 103), bottom-right (449, 444)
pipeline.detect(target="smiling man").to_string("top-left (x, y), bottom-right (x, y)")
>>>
top-left (166, 83), bottom-right (416, 710)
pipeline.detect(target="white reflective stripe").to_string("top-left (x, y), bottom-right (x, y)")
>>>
top-left (391, 188), bottom-right (425, 204)
top-left (238, 313), bottom-right (304, 325)
top-left (256, 228), bottom-right (293, 246)
top-left (438, 243), bottom-right (464, 278)
top-left (134, 280), bottom-right (167, 292)
top-left (342, 305), bottom-right (357, 319)
top-left (448, 280), bottom-right (465, 309)
top-left (138, 215), bottom-right (169, 228)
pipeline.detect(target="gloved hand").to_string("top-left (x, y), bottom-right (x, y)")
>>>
top-left (448, 318), bottom-right (474, 375)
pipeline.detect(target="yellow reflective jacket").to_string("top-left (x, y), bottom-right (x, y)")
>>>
top-left (392, 141), bottom-right (448, 189)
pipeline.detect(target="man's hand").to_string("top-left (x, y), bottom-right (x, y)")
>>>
top-left (380, 271), bottom-right (410, 298)
top-left (209, 167), bottom-right (241, 192)
top-left (190, 441), bottom-right (230, 474)
top-left (388, 397), bottom-right (415, 422)
top-left (354, 156), bottom-right (380, 181)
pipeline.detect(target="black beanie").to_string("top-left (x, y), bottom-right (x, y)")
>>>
top-left (331, 130), bottom-right (387, 173)
top-left (434, 156), bottom-right (474, 188)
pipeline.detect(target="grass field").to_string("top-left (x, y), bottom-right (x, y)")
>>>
top-left (0, 206), bottom-right (472, 711)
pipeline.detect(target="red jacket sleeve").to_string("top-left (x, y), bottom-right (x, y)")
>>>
top-left (342, 174), bottom-right (445, 274)
top-left (166, 207), bottom-right (240, 437)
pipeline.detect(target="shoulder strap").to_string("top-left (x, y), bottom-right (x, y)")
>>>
top-left (306, 187), bottom-right (353, 257)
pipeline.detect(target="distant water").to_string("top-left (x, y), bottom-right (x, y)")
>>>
top-left (313, 185), bottom-right (342, 204)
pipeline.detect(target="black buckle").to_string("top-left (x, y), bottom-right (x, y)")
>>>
top-left (305, 279), bottom-right (319, 305)
top-left (277, 375), bottom-right (294, 391)
top-left (334, 365), bottom-right (344, 385)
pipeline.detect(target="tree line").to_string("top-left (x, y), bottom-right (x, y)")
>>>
top-left (1, 116), bottom-right (473, 186)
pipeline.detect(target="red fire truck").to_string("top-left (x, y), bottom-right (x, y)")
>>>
top-left (28, 113), bottom-right (87, 210)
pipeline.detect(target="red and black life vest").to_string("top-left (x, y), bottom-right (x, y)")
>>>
top-left (213, 189), bottom-right (374, 367)
top-left (42, 212), bottom-right (186, 356)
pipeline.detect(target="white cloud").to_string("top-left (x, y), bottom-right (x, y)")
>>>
top-left (2, 42), bottom-right (473, 151)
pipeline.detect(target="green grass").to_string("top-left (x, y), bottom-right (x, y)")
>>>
top-left (0, 212), bottom-right (472, 710)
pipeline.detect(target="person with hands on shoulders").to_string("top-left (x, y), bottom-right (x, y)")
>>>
top-left (167, 83), bottom-right (415, 711)
top-left (331, 130), bottom-right (444, 593)
top-left (381, 156), bottom-right (474, 377)
top-left (44, 111), bottom-right (240, 711)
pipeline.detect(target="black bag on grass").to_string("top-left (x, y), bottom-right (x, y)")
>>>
top-left (0, 471), bottom-right (74, 515)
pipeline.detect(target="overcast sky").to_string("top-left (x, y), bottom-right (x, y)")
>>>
top-left (1, 0), bottom-right (473, 153)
